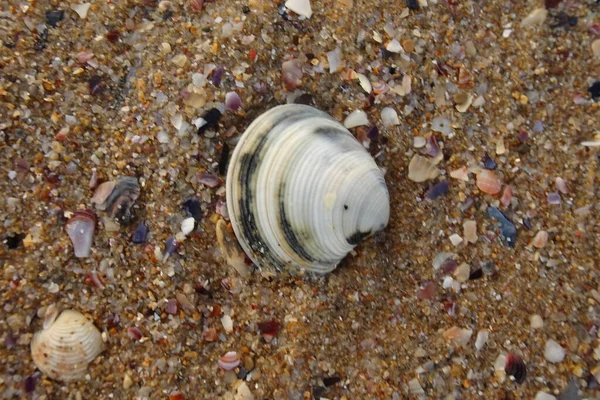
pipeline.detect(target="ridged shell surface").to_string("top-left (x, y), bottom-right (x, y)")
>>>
top-left (226, 104), bottom-right (390, 273)
top-left (31, 310), bottom-right (103, 382)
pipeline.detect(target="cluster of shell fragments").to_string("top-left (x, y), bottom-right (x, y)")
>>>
top-left (226, 104), bottom-right (390, 274)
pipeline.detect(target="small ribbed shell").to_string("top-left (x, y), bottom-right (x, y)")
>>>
top-left (31, 310), bottom-right (103, 382)
top-left (226, 104), bottom-right (390, 273)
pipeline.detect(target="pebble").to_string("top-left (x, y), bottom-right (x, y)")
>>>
top-left (530, 314), bottom-right (544, 329)
top-left (413, 137), bottom-right (426, 148)
top-left (589, 81), bottom-right (600, 100)
top-left (181, 218), bottom-right (195, 235)
top-left (534, 393), bottom-right (556, 400)
top-left (476, 170), bottom-right (502, 194)
top-left (520, 8), bottom-right (548, 28)
top-left (544, 339), bottom-right (566, 363)
top-left (408, 155), bottom-right (440, 182)
top-left (449, 234), bottom-right (463, 246)
top-left (442, 327), bottom-right (473, 347)
top-left (123, 374), bottom-right (133, 389)
top-left (454, 263), bottom-right (470, 282)
top-left (532, 230), bottom-right (548, 248)
top-left (221, 315), bottom-right (233, 333)
top-left (285, 0), bottom-right (312, 18)
top-left (463, 220), bottom-right (477, 243)
top-left (475, 329), bottom-right (489, 351)
top-left (593, 39), bottom-right (600, 57)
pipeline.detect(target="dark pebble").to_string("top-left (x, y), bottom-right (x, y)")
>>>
top-left (469, 267), bottom-right (483, 280)
top-left (23, 374), bottom-right (38, 393)
top-left (237, 367), bottom-right (249, 380)
top-left (197, 108), bottom-right (221, 135)
top-left (487, 207), bottom-right (517, 247)
top-left (425, 180), bottom-right (449, 200)
top-left (257, 320), bottom-right (280, 336)
top-left (293, 93), bottom-right (315, 106)
top-left (406, 0), bottom-right (420, 10)
top-left (505, 354), bottom-right (527, 384)
top-left (45, 10), bottom-right (64, 27)
top-left (367, 125), bottom-right (379, 139)
top-left (242, 5), bottom-right (250, 13)
top-left (568, 16), bottom-right (578, 26)
top-left (89, 75), bottom-right (104, 96)
top-left (558, 379), bottom-right (580, 400)
top-left (106, 29), bottom-right (120, 43)
top-left (312, 386), bottom-right (326, 399)
top-left (323, 376), bottom-right (342, 387)
top-left (162, 10), bottom-right (174, 20)
top-left (211, 67), bottom-right (224, 87)
top-left (522, 218), bottom-right (532, 230)
top-left (482, 153), bottom-right (497, 170)
top-left (165, 237), bottom-right (179, 255)
top-left (6, 233), bottom-right (24, 249)
top-left (218, 143), bottom-right (230, 176)
top-left (545, 0), bottom-right (561, 7)
top-left (33, 29), bottom-right (48, 51)
top-left (183, 198), bottom-right (202, 221)
top-left (589, 81), bottom-right (600, 101)
top-left (481, 261), bottom-right (496, 276)
top-left (132, 222), bottom-right (148, 244)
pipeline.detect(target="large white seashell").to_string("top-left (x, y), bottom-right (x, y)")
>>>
top-left (226, 104), bottom-right (390, 274)
top-left (31, 310), bottom-right (104, 382)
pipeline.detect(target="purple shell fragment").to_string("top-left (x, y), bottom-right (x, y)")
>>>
top-left (426, 180), bottom-right (449, 200)
top-left (132, 222), bottom-right (148, 244)
top-left (212, 67), bottom-right (224, 87)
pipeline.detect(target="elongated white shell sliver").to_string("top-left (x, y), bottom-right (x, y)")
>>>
top-left (226, 104), bottom-right (390, 273)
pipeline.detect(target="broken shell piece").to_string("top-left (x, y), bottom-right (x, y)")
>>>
top-left (226, 105), bottom-right (389, 274)
top-left (455, 92), bottom-right (473, 113)
top-left (65, 210), bottom-right (96, 258)
top-left (344, 109), bottom-right (369, 128)
top-left (282, 59), bottom-right (303, 91)
top-left (181, 217), bottom-right (195, 236)
top-left (71, 3), bottom-right (91, 19)
top-left (408, 155), bottom-right (440, 182)
top-left (91, 181), bottom-right (116, 206)
top-left (450, 167), bottom-right (469, 181)
top-left (357, 73), bottom-right (372, 93)
top-left (216, 219), bottom-right (250, 277)
top-left (103, 177), bottom-right (140, 224)
top-left (31, 310), bottom-right (103, 382)
top-left (443, 326), bottom-right (473, 347)
top-left (385, 39), bottom-right (403, 53)
top-left (463, 220), bottom-right (477, 243)
top-left (532, 230), bottom-right (548, 248)
top-left (285, 0), bottom-right (312, 18)
top-left (218, 351), bottom-right (241, 370)
top-left (476, 170), bottom-right (502, 194)
top-left (381, 107), bottom-right (399, 127)
top-left (500, 185), bottom-right (513, 206)
top-left (520, 8), bottom-right (548, 28)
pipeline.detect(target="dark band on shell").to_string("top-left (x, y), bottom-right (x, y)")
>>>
top-left (104, 176), bottom-right (140, 224)
top-left (226, 105), bottom-right (390, 273)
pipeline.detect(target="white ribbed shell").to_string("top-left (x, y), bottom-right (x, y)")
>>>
top-left (226, 104), bottom-right (390, 273)
top-left (31, 310), bottom-right (103, 381)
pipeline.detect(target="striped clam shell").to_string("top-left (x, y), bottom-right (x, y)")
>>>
top-left (31, 310), bottom-right (103, 382)
top-left (226, 104), bottom-right (390, 274)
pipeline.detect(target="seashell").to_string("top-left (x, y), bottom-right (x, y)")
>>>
top-left (226, 105), bottom-right (390, 274)
top-left (442, 326), bottom-right (473, 347)
top-left (103, 177), bottom-right (140, 224)
top-left (380, 107), bottom-right (399, 127)
top-left (31, 310), bottom-right (103, 382)
top-left (476, 170), bottom-right (502, 194)
top-left (282, 59), bottom-right (303, 91)
top-left (408, 154), bottom-right (440, 182)
top-left (555, 177), bottom-right (568, 194)
top-left (532, 230), bottom-right (548, 248)
top-left (91, 181), bottom-right (116, 206)
top-left (505, 353), bottom-right (527, 384)
top-left (344, 109), bottom-right (369, 128)
top-left (500, 185), bottom-right (513, 206)
top-left (66, 210), bottom-right (96, 258)
top-left (218, 351), bottom-right (241, 370)
top-left (450, 166), bottom-right (469, 181)
top-left (372, 80), bottom-right (389, 95)
top-left (225, 91), bottom-right (242, 111)
top-left (357, 73), bottom-right (372, 93)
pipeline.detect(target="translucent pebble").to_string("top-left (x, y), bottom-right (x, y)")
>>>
top-left (431, 116), bottom-right (452, 135)
top-left (475, 329), bottom-right (489, 351)
top-left (544, 339), bottom-right (565, 363)
top-left (530, 314), bottom-right (544, 329)
top-left (181, 217), bottom-right (195, 236)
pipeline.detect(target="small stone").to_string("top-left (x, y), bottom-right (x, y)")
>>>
top-left (221, 315), bottom-right (233, 333)
top-left (520, 8), bottom-right (548, 28)
top-left (589, 81), bottom-right (600, 101)
top-left (475, 329), bottom-right (489, 351)
top-left (454, 263), bottom-right (470, 282)
top-left (71, 3), bottom-right (91, 19)
top-left (123, 374), bottom-right (133, 389)
top-left (46, 10), bottom-right (65, 27)
top-left (450, 167), bottom-right (469, 181)
top-left (530, 314), bottom-right (544, 329)
top-left (413, 137), bottom-right (426, 148)
top-left (406, 0), bottom-right (419, 10)
top-left (534, 393), bottom-right (556, 400)
top-left (593, 39), bottom-right (600, 57)
top-left (463, 220), bottom-right (477, 243)
top-left (408, 155), bottom-right (440, 182)
top-left (449, 234), bottom-right (463, 246)
top-left (181, 217), bottom-right (195, 236)
top-left (385, 39), bottom-right (404, 53)
top-left (544, 339), bottom-right (566, 363)
top-left (443, 326), bottom-right (473, 347)
top-left (171, 54), bottom-right (188, 68)
top-left (532, 230), bottom-right (548, 248)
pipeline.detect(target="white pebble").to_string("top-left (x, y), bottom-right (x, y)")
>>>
top-left (475, 329), bottom-right (489, 351)
top-left (285, 0), bottom-right (312, 18)
top-left (534, 392), bottom-right (556, 400)
top-left (8, 171), bottom-right (17, 180)
top-left (544, 339), bottom-right (565, 363)
top-left (442, 276), bottom-right (454, 289)
top-left (530, 314), bottom-right (544, 329)
top-left (520, 8), bottom-right (548, 28)
top-left (413, 137), bottom-right (426, 148)
top-left (181, 217), bottom-right (195, 236)
top-left (449, 233), bottom-right (463, 246)
top-left (221, 315), bottom-right (233, 333)
top-left (71, 3), bottom-right (91, 19)
top-left (385, 39), bottom-right (404, 53)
